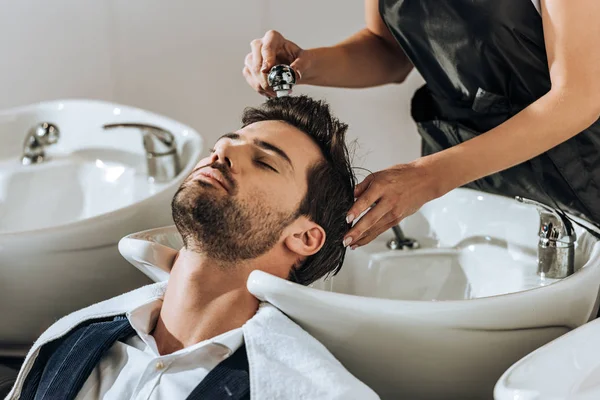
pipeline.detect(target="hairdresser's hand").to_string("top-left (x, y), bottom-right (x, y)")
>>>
top-left (343, 160), bottom-right (443, 248)
top-left (243, 30), bottom-right (310, 97)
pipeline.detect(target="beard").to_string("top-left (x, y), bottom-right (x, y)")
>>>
top-left (171, 171), bottom-right (298, 263)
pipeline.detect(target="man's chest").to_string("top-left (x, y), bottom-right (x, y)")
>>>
top-left (75, 335), bottom-right (232, 400)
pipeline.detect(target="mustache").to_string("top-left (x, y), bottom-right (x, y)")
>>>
top-left (187, 161), bottom-right (236, 191)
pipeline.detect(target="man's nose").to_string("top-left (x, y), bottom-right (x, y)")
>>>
top-left (210, 142), bottom-right (240, 172)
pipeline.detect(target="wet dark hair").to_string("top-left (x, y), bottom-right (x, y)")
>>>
top-left (241, 95), bottom-right (356, 285)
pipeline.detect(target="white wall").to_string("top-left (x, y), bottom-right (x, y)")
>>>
top-left (0, 0), bottom-right (424, 178)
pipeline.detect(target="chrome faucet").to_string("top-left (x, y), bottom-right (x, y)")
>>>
top-left (103, 123), bottom-right (181, 183)
top-left (267, 64), bottom-right (296, 97)
top-left (516, 196), bottom-right (576, 278)
top-left (387, 225), bottom-right (420, 250)
top-left (21, 122), bottom-right (60, 165)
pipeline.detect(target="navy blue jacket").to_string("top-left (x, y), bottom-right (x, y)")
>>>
top-left (19, 315), bottom-right (250, 400)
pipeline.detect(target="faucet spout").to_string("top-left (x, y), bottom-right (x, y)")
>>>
top-left (21, 122), bottom-right (60, 165)
top-left (387, 225), bottom-right (420, 250)
top-left (515, 196), bottom-right (576, 278)
top-left (103, 123), bottom-right (180, 183)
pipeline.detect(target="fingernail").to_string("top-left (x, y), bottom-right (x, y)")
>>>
top-left (343, 237), bottom-right (352, 247)
top-left (346, 214), bottom-right (355, 224)
top-left (261, 62), bottom-right (268, 72)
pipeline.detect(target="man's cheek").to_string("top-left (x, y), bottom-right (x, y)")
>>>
top-left (248, 185), bottom-right (282, 205)
top-left (195, 158), bottom-right (211, 168)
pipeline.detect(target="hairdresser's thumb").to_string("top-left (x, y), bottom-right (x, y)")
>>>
top-left (260, 50), bottom-right (276, 74)
top-left (290, 57), bottom-right (308, 83)
top-left (355, 174), bottom-right (375, 198)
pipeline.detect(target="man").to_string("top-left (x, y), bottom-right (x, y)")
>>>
top-left (7, 95), bottom-right (380, 400)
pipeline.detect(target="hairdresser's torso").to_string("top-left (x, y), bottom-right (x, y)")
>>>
top-left (380, 0), bottom-right (600, 224)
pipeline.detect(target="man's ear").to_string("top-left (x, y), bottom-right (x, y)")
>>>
top-left (284, 217), bottom-right (326, 257)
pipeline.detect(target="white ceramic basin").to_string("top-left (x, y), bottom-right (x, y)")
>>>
top-left (494, 315), bottom-right (600, 400)
top-left (1, 153), bottom-right (141, 232)
top-left (118, 188), bottom-right (600, 400)
top-left (0, 99), bottom-right (202, 350)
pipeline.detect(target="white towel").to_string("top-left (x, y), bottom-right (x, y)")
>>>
top-left (6, 282), bottom-right (379, 400)
top-left (246, 303), bottom-right (380, 399)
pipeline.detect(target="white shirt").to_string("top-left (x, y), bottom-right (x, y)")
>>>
top-left (75, 299), bottom-right (244, 400)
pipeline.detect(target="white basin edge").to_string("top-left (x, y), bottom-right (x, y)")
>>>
top-left (494, 317), bottom-right (600, 400)
top-left (0, 99), bottom-right (203, 240)
top-left (118, 223), bottom-right (600, 329)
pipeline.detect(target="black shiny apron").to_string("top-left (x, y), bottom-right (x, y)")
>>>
top-left (379, 0), bottom-right (600, 228)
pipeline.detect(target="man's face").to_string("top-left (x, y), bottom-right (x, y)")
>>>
top-left (171, 120), bottom-right (323, 262)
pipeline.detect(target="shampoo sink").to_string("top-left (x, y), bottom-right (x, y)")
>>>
top-left (118, 188), bottom-right (600, 400)
top-left (0, 99), bottom-right (203, 350)
top-left (494, 317), bottom-right (600, 400)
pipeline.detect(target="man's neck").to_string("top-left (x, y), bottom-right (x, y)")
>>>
top-left (152, 249), bottom-right (259, 355)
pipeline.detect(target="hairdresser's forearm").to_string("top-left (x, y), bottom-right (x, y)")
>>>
top-left (424, 87), bottom-right (600, 197)
top-left (299, 29), bottom-right (413, 88)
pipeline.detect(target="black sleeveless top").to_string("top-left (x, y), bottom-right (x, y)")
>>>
top-left (379, 0), bottom-right (600, 226)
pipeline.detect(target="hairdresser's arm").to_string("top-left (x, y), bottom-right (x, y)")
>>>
top-left (344, 0), bottom-right (600, 247)
top-left (299, 0), bottom-right (413, 87)
top-left (243, 0), bottom-right (413, 95)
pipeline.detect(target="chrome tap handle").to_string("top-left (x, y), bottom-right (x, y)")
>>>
top-left (387, 225), bottom-right (420, 250)
top-left (515, 196), bottom-right (576, 244)
top-left (516, 196), bottom-right (576, 278)
top-left (21, 122), bottom-right (60, 165)
top-left (103, 123), bottom-right (177, 156)
top-left (516, 196), bottom-right (561, 217)
top-left (103, 122), bottom-right (180, 183)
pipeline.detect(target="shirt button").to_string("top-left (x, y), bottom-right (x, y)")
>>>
top-left (155, 361), bottom-right (165, 370)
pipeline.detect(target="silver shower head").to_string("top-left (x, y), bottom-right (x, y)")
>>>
top-left (267, 64), bottom-right (296, 97)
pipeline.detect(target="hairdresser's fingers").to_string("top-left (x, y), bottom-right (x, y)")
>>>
top-left (354, 173), bottom-right (375, 198)
top-left (346, 179), bottom-right (384, 227)
top-left (243, 65), bottom-right (266, 95)
top-left (288, 62), bottom-right (303, 83)
top-left (244, 54), bottom-right (273, 96)
top-left (243, 54), bottom-right (258, 84)
top-left (344, 196), bottom-right (389, 247)
top-left (249, 39), bottom-right (269, 90)
top-left (260, 31), bottom-right (282, 90)
top-left (244, 52), bottom-right (253, 69)
top-left (260, 30), bottom-right (283, 73)
top-left (352, 214), bottom-right (400, 248)
top-left (260, 87), bottom-right (276, 98)
top-left (244, 52), bottom-right (257, 84)
top-left (289, 50), bottom-right (309, 83)
top-left (250, 40), bottom-right (263, 72)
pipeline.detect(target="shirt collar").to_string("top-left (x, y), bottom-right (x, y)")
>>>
top-left (126, 298), bottom-right (244, 356)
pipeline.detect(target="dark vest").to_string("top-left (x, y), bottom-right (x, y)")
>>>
top-left (19, 316), bottom-right (250, 400)
top-left (379, 0), bottom-right (600, 230)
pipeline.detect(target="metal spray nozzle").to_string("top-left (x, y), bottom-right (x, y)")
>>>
top-left (267, 64), bottom-right (296, 97)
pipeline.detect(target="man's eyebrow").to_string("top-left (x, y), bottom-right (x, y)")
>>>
top-left (218, 132), bottom-right (240, 141)
top-left (253, 139), bottom-right (293, 169)
top-left (216, 132), bottom-right (293, 170)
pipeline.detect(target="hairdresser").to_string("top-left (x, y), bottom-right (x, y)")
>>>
top-left (243, 0), bottom-right (600, 248)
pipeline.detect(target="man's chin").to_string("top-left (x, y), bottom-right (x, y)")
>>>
top-left (195, 178), bottom-right (233, 196)
top-left (177, 180), bottom-right (220, 199)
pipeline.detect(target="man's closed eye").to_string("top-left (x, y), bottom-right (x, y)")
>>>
top-left (255, 159), bottom-right (278, 173)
